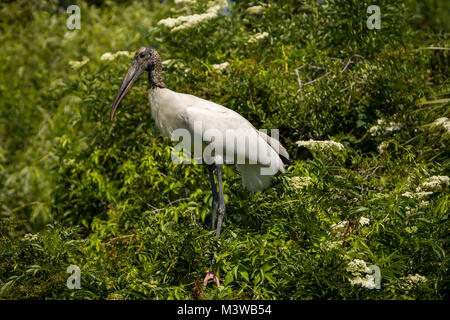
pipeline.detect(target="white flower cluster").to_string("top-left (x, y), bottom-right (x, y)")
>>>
top-left (419, 200), bottom-right (430, 209)
top-left (349, 274), bottom-right (377, 289)
top-left (405, 273), bottom-right (427, 283)
top-left (320, 240), bottom-right (341, 251)
top-left (158, 0), bottom-right (227, 32)
top-left (369, 118), bottom-right (402, 137)
top-left (248, 32), bottom-right (269, 43)
top-left (347, 259), bottom-right (377, 289)
top-left (346, 259), bottom-right (370, 274)
top-left (68, 57), bottom-right (89, 70)
top-left (212, 62), bottom-right (229, 71)
top-left (246, 5), bottom-right (266, 14)
top-left (368, 124), bottom-right (381, 136)
top-left (430, 117), bottom-right (450, 134)
top-left (377, 141), bottom-right (388, 153)
top-left (359, 216), bottom-right (370, 226)
top-left (419, 200), bottom-right (430, 208)
top-left (401, 191), bottom-right (433, 198)
top-left (100, 51), bottom-right (133, 61)
top-left (385, 121), bottom-right (402, 132)
top-left (331, 220), bottom-right (348, 231)
top-left (416, 175), bottom-right (449, 192)
top-left (404, 200), bottom-right (430, 216)
top-left (175, 0), bottom-right (197, 4)
top-left (286, 176), bottom-right (312, 190)
top-left (162, 59), bottom-right (174, 66)
top-left (400, 273), bottom-right (427, 291)
top-left (296, 139), bottom-right (344, 152)
top-left (22, 233), bottom-right (39, 241)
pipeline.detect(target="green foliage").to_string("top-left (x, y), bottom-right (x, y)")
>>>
top-left (0, 0), bottom-right (448, 299)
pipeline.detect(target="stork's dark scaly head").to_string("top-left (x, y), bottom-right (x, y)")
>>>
top-left (110, 46), bottom-right (163, 121)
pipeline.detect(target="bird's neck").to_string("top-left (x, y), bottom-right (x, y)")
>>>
top-left (149, 59), bottom-right (165, 89)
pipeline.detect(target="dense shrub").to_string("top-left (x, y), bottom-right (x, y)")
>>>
top-left (0, 0), bottom-right (448, 299)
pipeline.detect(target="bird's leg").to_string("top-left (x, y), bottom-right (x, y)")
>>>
top-left (208, 165), bottom-right (219, 266)
top-left (203, 164), bottom-right (225, 291)
top-left (215, 164), bottom-right (226, 239)
top-left (208, 165), bottom-right (219, 232)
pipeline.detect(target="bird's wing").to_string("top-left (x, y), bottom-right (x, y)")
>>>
top-left (257, 130), bottom-right (290, 163)
top-left (177, 93), bottom-right (284, 170)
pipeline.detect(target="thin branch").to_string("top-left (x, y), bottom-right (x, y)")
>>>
top-left (294, 67), bottom-right (303, 98)
top-left (147, 197), bottom-right (191, 213)
top-left (340, 56), bottom-right (354, 74)
top-left (293, 54), bottom-right (366, 97)
top-left (302, 71), bottom-right (332, 86)
top-left (415, 46), bottom-right (450, 51)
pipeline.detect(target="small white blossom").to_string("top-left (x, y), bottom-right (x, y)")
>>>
top-left (369, 119), bottom-right (402, 136)
top-left (401, 191), bottom-right (433, 198)
top-left (359, 216), bottom-right (370, 226)
top-left (349, 274), bottom-right (377, 289)
top-left (377, 141), bottom-right (388, 153)
top-left (416, 175), bottom-right (449, 192)
top-left (347, 259), bottom-right (378, 289)
top-left (286, 176), bottom-right (312, 190)
top-left (400, 273), bottom-right (427, 291)
top-left (419, 200), bottom-right (430, 208)
top-left (404, 199), bottom-right (431, 215)
top-left (248, 32), bottom-right (269, 43)
top-left (116, 51), bottom-right (132, 57)
top-left (100, 53), bottom-right (114, 61)
top-left (212, 62), bottom-right (229, 71)
top-left (68, 57), bottom-right (89, 69)
top-left (369, 125), bottom-right (381, 136)
top-left (100, 51), bottom-right (132, 61)
top-left (22, 233), bottom-right (39, 241)
top-left (405, 206), bottom-right (413, 215)
top-left (320, 240), bottom-right (341, 251)
top-left (175, 0), bottom-right (197, 4)
top-left (405, 273), bottom-right (427, 283)
top-left (331, 220), bottom-right (348, 231)
top-left (347, 259), bottom-right (370, 274)
top-left (430, 117), bottom-right (450, 134)
top-left (296, 139), bottom-right (344, 152)
top-left (162, 59), bottom-right (174, 66)
top-left (246, 5), bottom-right (266, 14)
top-left (158, 0), bottom-right (227, 32)
top-left (385, 121), bottom-right (402, 132)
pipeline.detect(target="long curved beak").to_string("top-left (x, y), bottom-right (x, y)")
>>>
top-left (110, 59), bottom-right (146, 121)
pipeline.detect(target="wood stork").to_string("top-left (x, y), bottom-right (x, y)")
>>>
top-left (110, 46), bottom-right (289, 287)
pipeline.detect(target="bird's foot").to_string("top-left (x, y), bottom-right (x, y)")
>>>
top-left (203, 270), bottom-right (221, 291)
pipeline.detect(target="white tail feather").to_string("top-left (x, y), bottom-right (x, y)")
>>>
top-left (257, 130), bottom-right (289, 161)
top-left (236, 164), bottom-right (275, 192)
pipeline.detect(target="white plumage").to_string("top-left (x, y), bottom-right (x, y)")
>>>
top-left (149, 87), bottom-right (288, 192)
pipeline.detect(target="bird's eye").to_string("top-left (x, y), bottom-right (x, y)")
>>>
top-left (139, 52), bottom-right (146, 58)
